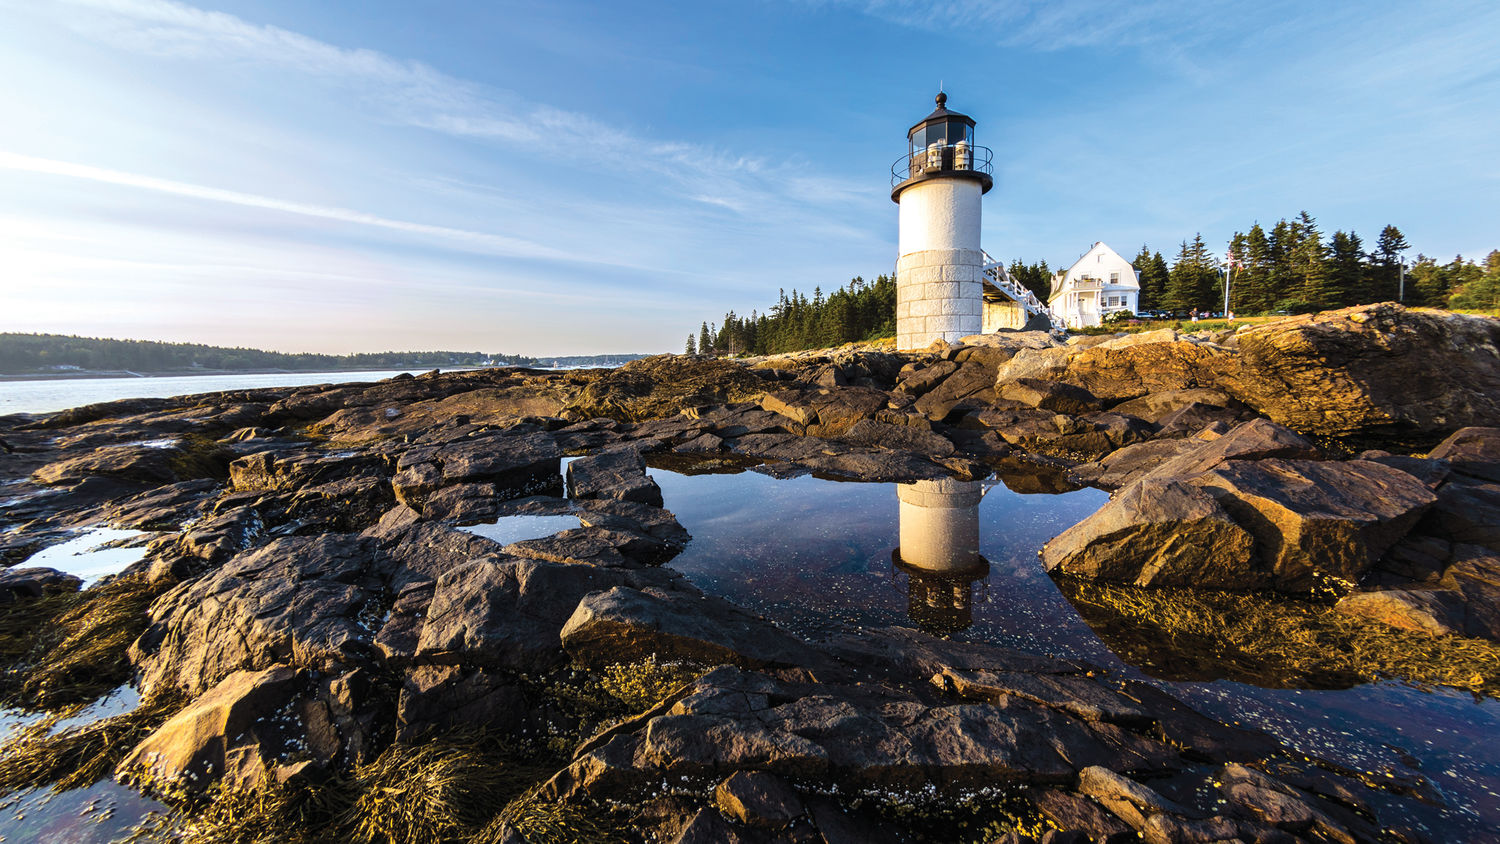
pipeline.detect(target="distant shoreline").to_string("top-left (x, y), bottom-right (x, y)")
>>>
top-left (0, 366), bottom-right (484, 383)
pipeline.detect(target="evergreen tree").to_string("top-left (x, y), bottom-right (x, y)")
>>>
top-left (1008, 260), bottom-right (1053, 303)
top-left (698, 322), bottom-right (713, 356)
top-left (1374, 225), bottom-right (1411, 303)
top-left (1239, 224), bottom-right (1273, 313)
top-left (1326, 230), bottom-right (1366, 307)
top-left (1132, 245), bottom-right (1167, 311)
top-left (1448, 251), bottom-right (1500, 310)
top-left (684, 335), bottom-right (696, 355)
top-left (1290, 211), bottom-right (1330, 308)
top-left (1163, 235), bottom-right (1218, 313)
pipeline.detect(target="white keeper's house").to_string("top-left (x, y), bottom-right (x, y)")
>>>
top-left (1047, 242), bottom-right (1140, 329)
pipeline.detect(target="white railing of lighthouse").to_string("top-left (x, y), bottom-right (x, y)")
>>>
top-left (980, 251), bottom-right (1064, 332)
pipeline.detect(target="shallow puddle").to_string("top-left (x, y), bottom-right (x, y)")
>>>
top-left (461, 513), bottom-right (584, 545)
top-left (21, 528), bottom-right (149, 586)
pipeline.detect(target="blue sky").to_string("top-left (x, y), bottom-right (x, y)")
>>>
top-left (1, 0), bottom-right (1496, 355)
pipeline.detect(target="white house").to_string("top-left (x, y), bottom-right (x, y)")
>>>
top-left (1048, 242), bottom-right (1140, 329)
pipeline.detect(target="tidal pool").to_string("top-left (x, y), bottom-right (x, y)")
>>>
top-left (648, 464), bottom-right (1500, 837)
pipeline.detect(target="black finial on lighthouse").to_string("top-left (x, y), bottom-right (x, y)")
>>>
top-left (935, 91), bottom-right (947, 108)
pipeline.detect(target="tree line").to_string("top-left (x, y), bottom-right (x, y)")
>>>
top-left (687, 275), bottom-right (897, 356)
top-left (1131, 213), bottom-right (1500, 315)
top-left (0, 333), bottom-right (537, 374)
top-left (685, 212), bottom-right (1499, 356)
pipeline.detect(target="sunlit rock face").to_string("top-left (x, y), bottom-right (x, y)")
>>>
top-left (894, 479), bottom-right (988, 634)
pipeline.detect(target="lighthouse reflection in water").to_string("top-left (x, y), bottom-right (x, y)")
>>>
top-left (892, 479), bottom-right (990, 635)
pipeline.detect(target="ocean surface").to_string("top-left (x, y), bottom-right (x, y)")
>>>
top-left (0, 370), bottom-right (436, 416)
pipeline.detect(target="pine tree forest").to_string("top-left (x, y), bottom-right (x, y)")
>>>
top-left (689, 213), bottom-right (1499, 355)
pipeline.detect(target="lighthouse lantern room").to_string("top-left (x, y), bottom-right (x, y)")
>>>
top-left (891, 93), bottom-right (994, 351)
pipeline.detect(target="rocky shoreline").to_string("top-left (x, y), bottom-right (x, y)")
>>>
top-left (1, 302), bottom-right (1499, 842)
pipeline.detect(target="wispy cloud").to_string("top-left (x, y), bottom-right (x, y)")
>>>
top-left (0, 149), bottom-right (586, 263)
top-left (46, 0), bottom-right (865, 217)
top-left (796, 0), bottom-right (1302, 52)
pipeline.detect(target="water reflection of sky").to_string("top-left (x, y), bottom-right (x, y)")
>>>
top-left (653, 466), bottom-right (1500, 836)
top-left (654, 466), bottom-right (1113, 660)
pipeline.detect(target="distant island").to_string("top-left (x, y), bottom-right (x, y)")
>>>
top-left (0, 333), bottom-right (539, 378)
top-left (535, 354), bottom-right (651, 368)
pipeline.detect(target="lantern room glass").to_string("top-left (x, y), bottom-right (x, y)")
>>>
top-left (909, 120), bottom-right (974, 155)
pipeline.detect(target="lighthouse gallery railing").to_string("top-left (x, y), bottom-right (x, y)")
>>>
top-left (890, 143), bottom-right (994, 188)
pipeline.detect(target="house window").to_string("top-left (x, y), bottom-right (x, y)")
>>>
top-left (1110, 272), bottom-right (1119, 284)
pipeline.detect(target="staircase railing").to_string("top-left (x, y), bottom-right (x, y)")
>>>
top-left (980, 251), bottom-right (1064, 331)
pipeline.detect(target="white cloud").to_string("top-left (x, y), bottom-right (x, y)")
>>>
top-left (0, 149), bottom-right (585, 263)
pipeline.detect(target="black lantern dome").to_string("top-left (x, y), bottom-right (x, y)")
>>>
top-left (891, 92), bottom-right (994, 202)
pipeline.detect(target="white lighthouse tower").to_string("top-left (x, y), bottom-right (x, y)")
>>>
top-left (891, 93), bottom-right (993, 350)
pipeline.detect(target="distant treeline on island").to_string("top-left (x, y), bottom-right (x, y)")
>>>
top-left (536, 354), bottom-right (651, 368)
top-left (0, 333), bottom-right (539, 375)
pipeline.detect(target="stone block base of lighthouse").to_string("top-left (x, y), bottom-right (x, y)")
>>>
top-left (895, 247), bottom-right (984, 350)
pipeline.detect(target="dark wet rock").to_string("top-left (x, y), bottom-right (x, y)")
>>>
top-left (504, 525), bottom-right (673, 567)
top-left (414, 558), bottom-right (673, 671)
top-left (1077, 766), bottom-right (1197, 831)
top-left (132, 534), bottom-right (385, 696)
top-left (566, 446), bottom-right (663, 506)
top-left (1421, 476), bottom-right (1500, 551)
top-left (566, 355), bottom-right (768, 422)
top-left (1140, 419), bottom-right (1320, 484)
top-left (230, 448), bottom-right (386, 493)
top-left (103, 478), bottom-right (218, 529)
top-left (0, 566), bottom-right (82, 603)
top-left (914, 360), bottom-right (1001, 422)
top-left (669, 808), bottom-right (760, 844)
top-left (760, 386), bottom-right (889, 436)
top-left (174, 506), bottom-right (266, 563)
top-left (675, 432), bottom-right (725, 453)
top-left (1219, 763), bottom-right (1370, 843)
top-left (392, 431), bottom-right (561, 513)
top-left (219, 426), bottom-right (282, 443)
top-left (932, 666), bottom-right (1153, 727)
top-left (1111, 388), bottom-right (1236, 423)
top-left (121, 665), bottom-right (304, 786)
top-left (813, 625), bottom-right (1090, 686)
top-left (1153, 401), bottom-right (1254, 439)
top-left (1220, 304), bottom-right (1500, 440)
top-left (547, 665), bottom-right (1170, 804)
top-left (838, 418), bottom-right (956, 456)
top-left (560, 585), bottom-right (828, 670)
top-left (1334, 589), bottom-right (1468, 637)
top-left (714, 770), bottom-right (804, 828)
top-left (1029, 789), bottom-right (1135, 841)
top-left (569, 497), bottom-right (691, 549)
top-left (1374, 534), bottom-right (1451, 583)
top-left (1197, 458), bottom-right (1437, 590)
top-left (729, 433), bottom-right (953, 482)
top-left (1428, 425), bottom-right (1500, 483)
top-left (1042, 479), bottom-right (1260, 589)
top-left (395, 664), bottom-right (525, 740)
top-left (1436, 546), bottom-right (1500, 640)
top-left (32, 443), bottom-right (183, 487)
top-left (998, 378), bottom-right (1104, 415)
top-left (895, 359), bottom-right (959, 397)
top-left (1068, 439), bottom-right (1201, 490)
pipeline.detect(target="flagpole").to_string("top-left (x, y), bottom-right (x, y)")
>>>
top-left (1223, 244), bottom-right (1232, 318)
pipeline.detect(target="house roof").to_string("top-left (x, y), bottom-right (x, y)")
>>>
top-left (1049, 241), bottom-right (1140, 303)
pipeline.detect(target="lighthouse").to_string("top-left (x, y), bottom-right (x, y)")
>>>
top-left (891, 93), bottom-right (993, 351)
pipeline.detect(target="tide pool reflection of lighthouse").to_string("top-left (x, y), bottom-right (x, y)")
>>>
top-left (892, 479), bottom-right (990, 635)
